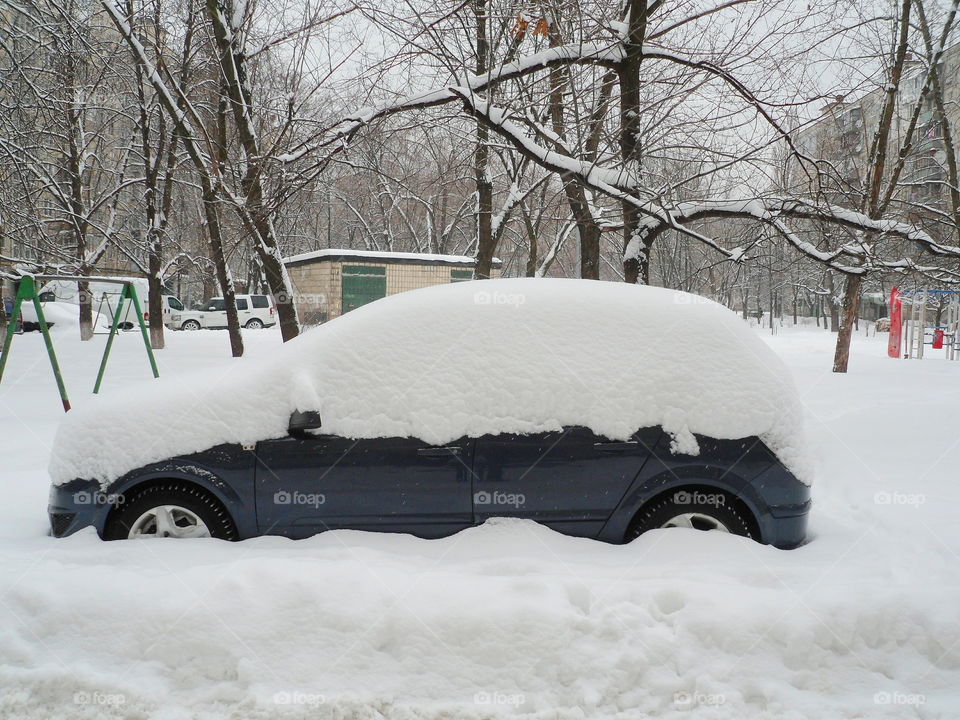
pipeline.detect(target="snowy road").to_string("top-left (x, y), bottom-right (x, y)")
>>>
top-left (0, 324), bottom-right (958, 719)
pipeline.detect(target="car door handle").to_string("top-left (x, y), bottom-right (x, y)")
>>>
top-left (417, 446), bottom-right (462, 457)
top-left (594, 441), bottom-right (639, 452)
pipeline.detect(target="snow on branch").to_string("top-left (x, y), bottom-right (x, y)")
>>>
top-left (450, 91), bottom-right (960, 280)
top-left (285, 36), bottom-right (794, 165)
top-left (99, 0), bottom-right (213, 171)
top-left (278, 41), bottom-right (625, 163)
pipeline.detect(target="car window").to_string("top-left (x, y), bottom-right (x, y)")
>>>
top-left (251, 295), bottom-right (269, 309)
top-left (206, 299), bottom-right (226, 312)
top-left (236, 298), bottom-right (249, 310)
top-left (167, 297), bottom-right (184, 311)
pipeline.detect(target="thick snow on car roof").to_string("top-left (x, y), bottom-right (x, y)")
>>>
top-left (50, 279), bottom-right (809, 486)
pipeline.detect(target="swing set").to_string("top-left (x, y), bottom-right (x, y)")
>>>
top-left (0, 275), bottom-right (159, 412)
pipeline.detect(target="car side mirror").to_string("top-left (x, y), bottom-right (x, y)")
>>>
top-left (288, 409), bottom-right (322, 434)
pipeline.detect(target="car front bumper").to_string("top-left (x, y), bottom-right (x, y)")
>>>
top-left (47, 479), bottom-right (110, 538)
top-left (762, 502), bottom-right (810, 549)
top-left (751, 462), bottom-right (812, 549)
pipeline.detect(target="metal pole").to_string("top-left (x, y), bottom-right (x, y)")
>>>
top-left (127, 283), bottom-right (159, 379)
top-left (31, 284), bottom-right (71, 412)
top-left (950, 297), bottom-right (959, 361)
top-left (0, 284), bottom-right (25, 385)
top-left (905, 295), bottom-right (914, 359)
top-left (1, 277), bottom-right (71, 411)
top-left (92, 282), bottom-right (127, 394)
top-left (918, 291), bottom-right (927, 360)
top-left (92, 282), bottom-right (158, 394)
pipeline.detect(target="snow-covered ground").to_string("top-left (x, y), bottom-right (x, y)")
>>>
top-left (0, 322), bottom-right (958, 719)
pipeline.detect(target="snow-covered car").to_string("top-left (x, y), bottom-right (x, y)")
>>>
top-left (20, 279), bottom-right (184, 332)
top-left (18, 300), bottom-right (111, 332)
top-left (47, 279), bottom-right (811, 546)
top-left (172, 294), bottom-right (275, 330)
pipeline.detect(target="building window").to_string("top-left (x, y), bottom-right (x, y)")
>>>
top-left (451, 269), bottom-right (474, 282)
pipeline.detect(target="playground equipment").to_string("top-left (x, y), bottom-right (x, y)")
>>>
top-left (888, 287), bottom-right (960, 361)
top-left (0, 275), bottom-right (159, 411)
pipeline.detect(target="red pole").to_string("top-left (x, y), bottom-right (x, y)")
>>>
top-left (887, 287), bottom-right (902, 359)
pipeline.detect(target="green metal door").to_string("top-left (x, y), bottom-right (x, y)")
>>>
top-left (341, 265), bottom-right (386, 314)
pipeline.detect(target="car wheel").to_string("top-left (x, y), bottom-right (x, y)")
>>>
top-left (104, 482), bottom-right (237, 540)
top-left (624, 489), bottom-right (756, 542)
top-left (181, 319), bottom-right (201, 331)
top-left (245, 318), bottom-right (264, 329)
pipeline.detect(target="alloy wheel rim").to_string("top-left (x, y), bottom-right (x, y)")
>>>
top-left (661, 512), bottom-right (730, 533)
top-left (129, 505), bottom-right (211, 539)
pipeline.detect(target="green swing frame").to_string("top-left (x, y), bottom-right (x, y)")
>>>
top-left (0, 275), bottom-right (159, 412)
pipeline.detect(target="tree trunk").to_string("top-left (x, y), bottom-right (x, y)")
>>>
top-left (618, 0), bottom-right (648, 284)
top-left (148, 260), bottom-right (164, 349)
top-left (832, 0), bottom-right (910, 372)
top-left (580, 224), bottom-right (601, 279)
top-left (547, 25), bottom-right (604, 280)
top-left (769, 283), bottom-right (775, 333)
top-left (131, 0), bottom-right (166, 351)
top-left (523, 209), bottom-right (537, 277)
top-left (78, 280), bottom-right (93, 341)
top-left (832, 274), bottom-right (863, 373)
top-left (472, 0), bottom-right (495, 279)
top-left (203, 187), bottom-right (244, 357)
top-left (825, 274), bottom-right (839, 331)
top-left (205, 0), bottom-right (300, 340)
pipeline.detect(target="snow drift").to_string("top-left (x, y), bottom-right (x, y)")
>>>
top-left (49, 278), bottom-right (809, 486)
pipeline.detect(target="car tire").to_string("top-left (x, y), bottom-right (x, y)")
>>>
top-left (245, 318), bottom-right (264, 329)
top-left (104, 482), bottom-right (237, 541)
top-left (625, 489), bottom-right (756, 542)
top-left (181, 319), bottom-right (201, 331)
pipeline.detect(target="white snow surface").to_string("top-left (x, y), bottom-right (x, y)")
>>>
top-left (49, 279), bottom-right (808, 487)
top-left (283, 247), bottom-right (501, 265)
top-left (2, 320), bottom-right (959, 719)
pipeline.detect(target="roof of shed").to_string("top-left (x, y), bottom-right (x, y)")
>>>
top-left (283, 248), bottom-right (502, 268)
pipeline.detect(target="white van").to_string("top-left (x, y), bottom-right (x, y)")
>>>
top-left (172, 294), bottom-right (275, 330)
top-left (21, 278), bottom-right (183, 332)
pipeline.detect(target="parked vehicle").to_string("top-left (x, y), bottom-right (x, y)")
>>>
top-left (19, 278), bottom-right (182, 332)
top-left (171, 294), bottom-right (275, 330)
top-left (48, 279), bottom-right (810, 548)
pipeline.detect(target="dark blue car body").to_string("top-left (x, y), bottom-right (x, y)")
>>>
top-left (49, 425), bottom-right (810, 548)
